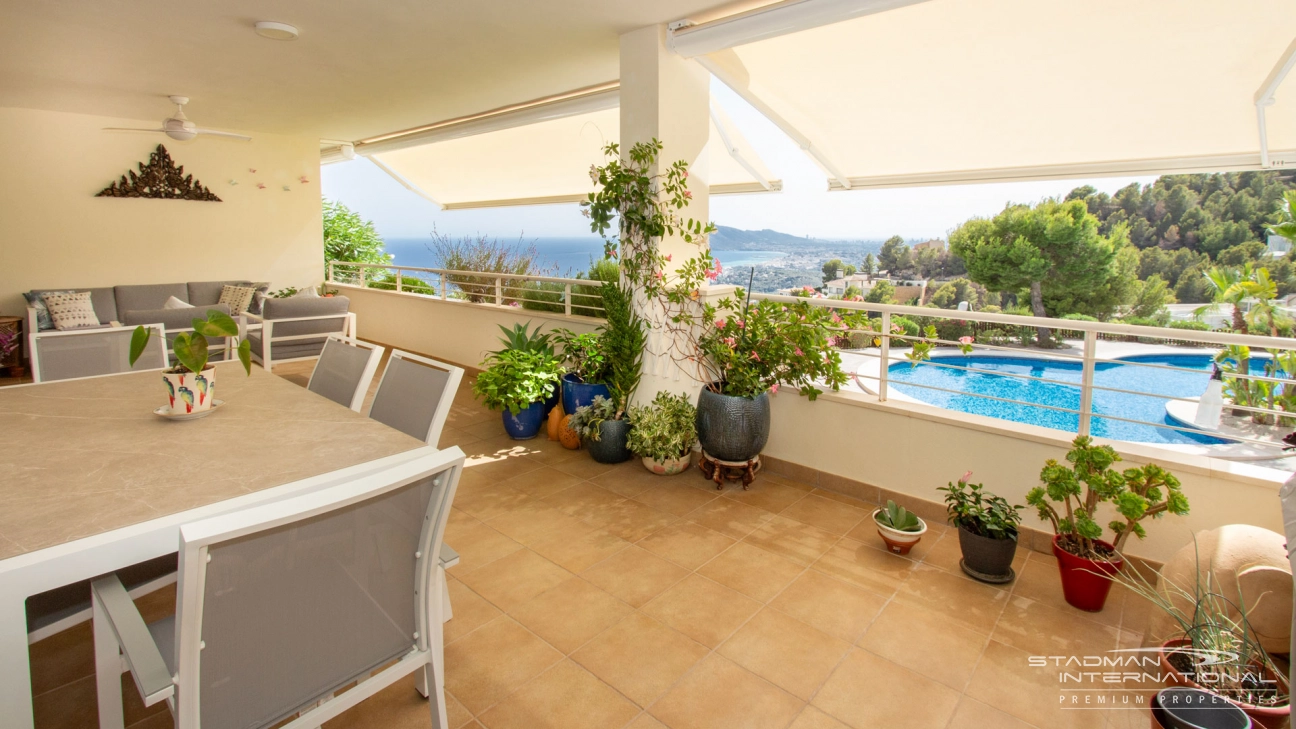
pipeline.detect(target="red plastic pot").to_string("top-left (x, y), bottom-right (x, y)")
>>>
top-left (1160, 638), bottom-right (1290, 728)
top-left (1052, 535), bottom-right (1122, 612)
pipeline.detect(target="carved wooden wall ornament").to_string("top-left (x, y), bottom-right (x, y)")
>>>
top-left (97, 144), bottom-right (221, 201)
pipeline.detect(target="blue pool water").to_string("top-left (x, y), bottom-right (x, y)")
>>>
top-left (886, 354), bottom-right (1228, 445)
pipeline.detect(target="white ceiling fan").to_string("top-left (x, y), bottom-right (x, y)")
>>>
top-left (103, 96), bottom-right (251, 142)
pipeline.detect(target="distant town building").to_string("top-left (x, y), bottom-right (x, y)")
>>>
top-left (1268, 234), bottom-right (1291, 257)
top-left (913, 239), bottom-right (946, 253)
top-left (824, 274), bottom-right (926, 303)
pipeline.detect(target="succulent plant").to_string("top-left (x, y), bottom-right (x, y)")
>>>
top-left (875, 500), bottom-right (923, 532)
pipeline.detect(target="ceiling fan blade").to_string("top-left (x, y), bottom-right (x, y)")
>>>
top-left (195, 128), bottom-right (252, 141)
top-left (102, 127), bottom-right (166, 133)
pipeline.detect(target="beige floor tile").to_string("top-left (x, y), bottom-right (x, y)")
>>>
top-left (683, 498), bottom-right (776, 540)
top-left (723, 478), bottom-right (812, 514)
top-left (743, 514), bottom-right (840, 566)
top-left (581, 545), bottom-right (690, 608)
top-left (509, 577), bottom-right (633, 654)
top-left (543, 482), bottom-right (628, 521)
top-left (778, 494), bottom-right (870, 536)
top-left (453, 482), bottom-right (533, 521)
top-left (844, 518), bottom-right (943, 562)
top-left (551, 455), bottom-right (621, 481)
top-left (919, 529), bottom-right (1029, 576)
top-left (454, 549), bottom-right (571, 612)
top-left (571, 613), bottom-right (709, 707)
top-left (718, 608), bottom-right (851, 700)
top-left (34, 673), bottom-right (167, 729)
top-left (446, 692), bottom-right (475, 729)
top-left (520, 439), bottom-right (586, 468)
top-left (499, 465), bottom-right (586, 500)
top-left (809, 488), bottom-right (877, 510)
top-left (579, 498), bottom-right (679, 542)
top-left (769, 570), bottom-right (889, 643)
top-left (635, 521), bottom-right (736, 570)
top-left (483, 499), bottom-right (591, 547)
top-left (320, 673), bottom-right (458, 729)
top-left (649, 654), bottom-right (804, 729)
top-left (641, 574), bottom-right (762, 648)
top-left (946, 697), bottom-right (1038, 729)
top-left (811, 537), bottom-right (912, 596)
top-left (992, 595), bottom-right (1121, 657)
top-left (442, 617), bottom-right (564, 715)
top-left (894, 564), bottom-right (1009, 634)
top-left (528, 524), bottom-right (633, 573)
top-left (476, 660), bottom-right (639, 729)
top-left (788, 706), bottom-right (852, 729)
top-left (631, 479), bottom-right (719, 517)
top-left (812, 648), bottom-right (961, 729)
top-left (444, 579), bottom-right (504, 644)
top-left (858, 601), bottom-right (989, 691)
top-left (965, 640), bottom-right (1106, 729)
top-left (444, 518), bottom-right (524, 575)
top-left (29, 621), bottom-right (93, 697)
top-left (696, 541), bottom-right (805, 602)
top-left (593, 465), bottom-right (683, 498)
top-left (625, 713), bottom-right (669, 729)
top-left (1010, 555), bottom-right (1123, 628)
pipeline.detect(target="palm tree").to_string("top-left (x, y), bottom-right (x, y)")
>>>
top-left (1267, 190), bottom-right (1296, 243)
top-left (1242, 267), bottom-right (1282, 337)
top-left (1197, 264), bottom-right (1250, 333)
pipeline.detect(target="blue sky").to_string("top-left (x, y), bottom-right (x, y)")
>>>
top-left (322, 79), bottom-right (1154, 242)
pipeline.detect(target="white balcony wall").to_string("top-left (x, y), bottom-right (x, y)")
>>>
top-left (0, 107), bottom-right (323, 312)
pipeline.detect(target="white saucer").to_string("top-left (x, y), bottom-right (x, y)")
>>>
top-left (154, 399), bottom-right (225, 421)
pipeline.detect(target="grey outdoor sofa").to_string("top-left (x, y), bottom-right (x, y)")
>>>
top-left (24, 281), bottom-right (353, 382)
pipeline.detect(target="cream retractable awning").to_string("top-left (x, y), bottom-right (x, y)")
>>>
top-left (687, 0), bottom-right (1296, 189)
top-left (365, 100), bottom-right (781, 210)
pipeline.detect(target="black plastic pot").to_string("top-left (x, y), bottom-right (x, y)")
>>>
top-left (1153, 687), bottom-right (1252, 729)
top-left (957, 524), bottom-right (1018, 583)
top-left (695, 388), bottom-right (770, 461)
top-left (586, 419), bottom-right (632, 464)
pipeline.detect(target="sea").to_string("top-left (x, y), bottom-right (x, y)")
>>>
top-left (383, 237), bottom-right (784, 276)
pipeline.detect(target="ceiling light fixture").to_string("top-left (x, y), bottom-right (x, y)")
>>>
top-left (254, 21), bottom-right (299, 40)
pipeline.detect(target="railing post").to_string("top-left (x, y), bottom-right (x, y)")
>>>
top-left (1078, 329), bottom-right (1097, 436)
top-left (327, 260), bottom-right (334, 283)
top-left (358, 266), bottom-right (366, 289)
top-left (395, 268), bottom-right (403, 293)
top-left (440, 273), bottom-right (447, 300)
top-left (495, 277), bottom-right (503, 306)
top-left (879, 312), bottom-right (891, 402)
top-left (564, 284), bottom-right (572, 316)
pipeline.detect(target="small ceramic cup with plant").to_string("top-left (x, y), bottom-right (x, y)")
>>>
top-left (129, 310), bottom-right (252, 415)
top-left (872, 500), bottom-right (927, 555)
top-left (626, 391), bottom-right (697, 475)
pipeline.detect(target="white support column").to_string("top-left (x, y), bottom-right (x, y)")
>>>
top-left (620, 24), bottom-right (712, 405)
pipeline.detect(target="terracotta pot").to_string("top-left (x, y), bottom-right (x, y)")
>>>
top-left (1159, 638), bottom-right (1290, 728)
top-left (161, 366), bottom-right (216, 414)
top-left (642, 453), bottom-right (692, 476)
top-left (871, 510), bottom-right (927, 555)
top-left (557, 414), bottom-right (582, 450)
top-left (1052, 535), bottom-right (1122, 612)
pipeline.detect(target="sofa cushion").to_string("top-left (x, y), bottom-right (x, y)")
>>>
top-left (43, 292), bottom-right (101, 330)
top-left (24, 290), bottom-right (72, 330)
top-left (115, 284), bottom-right (189, 316)
top-left (163, 296), bottom-right (193, 310)
top-left (188, 280), bottom-right (248, 306)
top-left (218, 285), bottom-right (256, 316)
top-left (121, 304), bottom-right (232, 331)
top-left (260, 295), bottom-right (350, 323)
top-left (29, 287), bottom-right (118, 325)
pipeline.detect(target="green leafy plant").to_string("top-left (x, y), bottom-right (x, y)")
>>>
top-left (128, 310), bottom-right (252, 376)
top-left (553, 329), bottom-right (609, 384)
top-left (493, 321), bottom-right (555, 358)
top-left (938, 473), bottom-right (1022, 541)
top-left (1025, 436), bottom-right (1189, 559)
top-left (323, 199), bottom-right (392, 267)
top-left (569, 395), bottom-right (618, 442)
top-left (600, 281), bottom-right (646, 414)
top-left (471, 349), bottom-right (560, 415)
top-left (270, 287), bottom-right (299, 299)
top-left (874, 500), bottom-right (923, 532)
top-left (626, 392), bottom-right (697, 462)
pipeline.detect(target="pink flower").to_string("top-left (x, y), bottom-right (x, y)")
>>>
top-left (609, 248), bottom-right (617, 258)
top-left (769, 383), bottom-right (779, 394)
top-left (665, 254), bottom-right (672, 262)
top-left (683, 190), bottom-right (693, 200)
top-left (890, 324), bottom-right (902, 334)
top-left (959, 336), bottom-right (974, 345)
top-left (724, 336), bottom-right (737, 347)
top-left (961, 470), bottom-right (973, 483)
top-left (794, 348), bottom-right (804, 356)
top-left (749, 351), bottom-right (761, 361)
top-left (826, 337), bottom-right (838, 347)
top-left (831, 313), bottom-right (842, 324)
top-left (736, 320), bottom-right (745, 329)
top-left (682, 170), bottom-right (689, 179)
top-left (803, 285), bottom-right (815, 291)
top-left (715, 318), bottom-right (726, 329)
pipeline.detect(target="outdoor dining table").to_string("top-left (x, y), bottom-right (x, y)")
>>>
top-left (0, 363), bottom-right (429, 728)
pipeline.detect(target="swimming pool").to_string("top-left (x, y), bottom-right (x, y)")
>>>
top-left (885, 353), bottom-right (1227, 445)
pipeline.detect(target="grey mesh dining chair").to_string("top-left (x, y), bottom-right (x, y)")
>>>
top-left (306, 334), bottom-right (384, 411)
top-left (367, 349), bottom-right (464, 446)
top-left (89, 448), bottom-right (463, 729)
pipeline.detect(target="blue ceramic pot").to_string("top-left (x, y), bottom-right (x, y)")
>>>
top-left (502, 401), bottom-right (545, 439)
top-left (542, 384), bottom-right (560, 416)
top-left (561, 374), bottom-right (610, 415)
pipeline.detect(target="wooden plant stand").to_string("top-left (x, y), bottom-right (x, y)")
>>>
top-left (698, 451), bottom-right (761, 490)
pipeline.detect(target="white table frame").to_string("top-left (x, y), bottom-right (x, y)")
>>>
top-left (0, 446), bottom-right (452, 728)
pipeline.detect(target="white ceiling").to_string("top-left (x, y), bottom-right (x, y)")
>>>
top-left (0, 0), bottom-right (737, 140)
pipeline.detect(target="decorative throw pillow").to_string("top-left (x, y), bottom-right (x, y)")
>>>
top-left (246, 282), bottom-right (272, 315)
top-left (24, 290), bottom-right (73, 331)
top-left (42, 291), bottom-right (100, 330)
top-left (291, 286), bottom-right (320, 299)
top-left (163, 296), bottom-right (193, 310)
top-left (218, 285), bottom-right (256, 316)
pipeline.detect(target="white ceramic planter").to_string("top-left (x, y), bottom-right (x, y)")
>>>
top-left (642, 454), bottom-right (693, 476)
top-left (872, 509), bottom-right (927, 555)
top-left (161, 366), bottom-right (216, 415)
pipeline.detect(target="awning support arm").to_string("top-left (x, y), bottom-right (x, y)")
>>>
top-left (365, 156), bottom-right (444, 210)
top-left (1255, 37), bottom-right (1296, 169)
top-left (709, 101), bottom-right (773, 191)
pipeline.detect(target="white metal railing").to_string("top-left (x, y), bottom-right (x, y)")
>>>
top-left (327, 261), bottom-right (605, 317)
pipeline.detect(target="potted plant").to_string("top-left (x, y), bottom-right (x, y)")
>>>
top-left (938, 472), bottom-right (1023, 583)
top-left (553, 328), bottom-right (610, 415)
top-left (627, 391), bottom-right (697, 475)
top-left (569, 396), bottom-right (631, 463)
top-left (1111, 545), bottom-right (1289, 728)
top-left (128, 310), bottom-right (252, 415)
top-left (0, 329), bottom-right (23, 378)
top-left (494, 321), bottom-right (561, 414)
top-left (472, 349), bottom-right (561, 440)
top-left (1026, 435), bottom-right (1190, 612)
top-left (871, 500), bottom-right (927, 555)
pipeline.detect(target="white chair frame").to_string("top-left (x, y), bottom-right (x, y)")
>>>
top-left (90, 448), bottom-right (463, 729)
top-left (307, 334), bottom-right (385, 412)
top-left (28, 323), bottom-right (167, 384)
top-left (245, 311), bottom-right (358, 371)
top-left (368, 349), bottom-right (465, 447)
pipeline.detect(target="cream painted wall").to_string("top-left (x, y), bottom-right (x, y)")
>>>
top-left (0, 106), bottom-right (323, 314)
